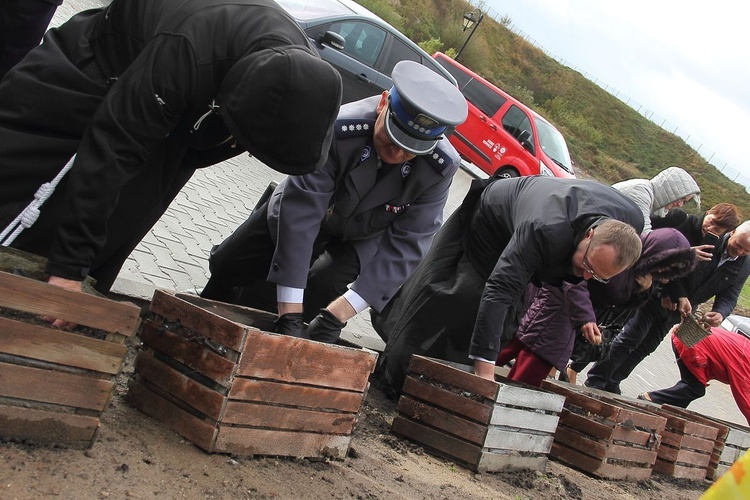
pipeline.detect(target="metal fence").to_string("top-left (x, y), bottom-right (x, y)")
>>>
top-left (476, 3), bottom-right (749, 191)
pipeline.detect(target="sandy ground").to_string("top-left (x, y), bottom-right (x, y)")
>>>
top-left (0, 334), bottom-right (711, 500)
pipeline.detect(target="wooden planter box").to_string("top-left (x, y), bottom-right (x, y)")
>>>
top-left (0, 269), bottom-right (140, 448)
top-left (391, 356), bottom-right (566, 472)
top-left (658, 405), bottom-right (748, 480)
top-left (614, 396), bottom-right (719, 480)
top-left (541, 381), bottom-right (666, 481)
top-left (126, 291), bottom-right (377, 459)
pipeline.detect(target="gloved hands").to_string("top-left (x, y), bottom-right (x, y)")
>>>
top-left (306, 308), bottom-right (346, 343)
top-left (273, 312), bottom-right (308, 339)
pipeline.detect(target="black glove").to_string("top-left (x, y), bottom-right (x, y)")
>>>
top-left (273, 313), bottom-right (308, 339)
top-left (306, 309), bottom-right (346, 343)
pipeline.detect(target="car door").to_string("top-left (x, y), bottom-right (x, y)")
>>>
top-left (308, 20), bottom-right (388, 103)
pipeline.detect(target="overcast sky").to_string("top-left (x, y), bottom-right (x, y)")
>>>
top-left (482, 0), bottom-right (750, 183)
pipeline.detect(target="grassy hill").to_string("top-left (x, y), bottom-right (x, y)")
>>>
top-left (356, 0), bottom-right (750, 218)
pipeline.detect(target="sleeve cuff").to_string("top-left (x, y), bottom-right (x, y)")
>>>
top-left (277, 285), bottom-right (304, 304)
top-left (343, 289), bottom-right (369, 314)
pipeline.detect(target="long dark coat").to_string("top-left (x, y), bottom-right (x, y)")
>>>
top-left (372, 176), bottom-right (643, 392)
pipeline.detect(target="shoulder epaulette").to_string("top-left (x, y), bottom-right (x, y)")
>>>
top-left (335, 118), bottom-right (376, 139)
top-left (422, 143), bottom-right (459, 175)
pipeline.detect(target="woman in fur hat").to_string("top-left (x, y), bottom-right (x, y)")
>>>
top-left (496, 228), bottom-right (696, 387)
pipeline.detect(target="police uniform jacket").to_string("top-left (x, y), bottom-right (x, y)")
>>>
top-left (0, 0), bottom-right (326, 287)
top-left (266, 96), bottom-right (462, 312)
top-left (467, 177), bottom-right (644, 361)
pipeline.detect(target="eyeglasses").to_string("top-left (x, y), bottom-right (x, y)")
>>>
top-left (581, 233), bottom-right (610, 284)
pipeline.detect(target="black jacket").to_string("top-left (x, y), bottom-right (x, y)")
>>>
top-left (0, 0), bottom-right (340, 284)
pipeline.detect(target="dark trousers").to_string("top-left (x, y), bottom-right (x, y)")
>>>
top-left (0, 0), bottom-right (61, 80)
top-left (586, 299), bottom-right (677, 391)
top-left (647, 346), bottom-right (706, 407)
top-left (201, 201), bottom-right (360, 323)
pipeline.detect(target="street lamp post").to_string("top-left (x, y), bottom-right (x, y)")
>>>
top-left (456, 8), bottom-right (484, 61)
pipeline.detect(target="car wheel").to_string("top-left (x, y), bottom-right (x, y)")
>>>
top-left (493, 167), bottom-right (520, 179)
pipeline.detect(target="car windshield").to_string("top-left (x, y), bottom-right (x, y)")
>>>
top-left (535, 117), bottom-right (573, 172)
top-left (275, 0), bottom-right (354, 21)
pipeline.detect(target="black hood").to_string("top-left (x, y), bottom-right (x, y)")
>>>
top-left (217, 46), bottom-right (342, 175)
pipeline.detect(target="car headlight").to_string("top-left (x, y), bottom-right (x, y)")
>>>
top-left (539, 161), bottom-right (554, 177)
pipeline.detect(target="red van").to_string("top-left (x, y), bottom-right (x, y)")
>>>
top-left (433, 52), bottom-right (575, 179)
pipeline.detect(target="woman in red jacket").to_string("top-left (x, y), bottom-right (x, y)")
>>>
top-left (640, 325), bottom-right (750, 425)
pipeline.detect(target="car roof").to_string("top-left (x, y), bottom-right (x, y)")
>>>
top-left (723, 314), bottom-right (750, 337)
top-left (276, 0), bottom-right (380, 23)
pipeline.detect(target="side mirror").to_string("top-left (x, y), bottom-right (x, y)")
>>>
top-left (320, 31), bottom-right (346, 51)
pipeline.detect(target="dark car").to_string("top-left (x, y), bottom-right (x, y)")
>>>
top-left (276, 0), bottom-right (456, 103)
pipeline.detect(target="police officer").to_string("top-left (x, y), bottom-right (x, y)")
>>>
top-left (201, 60), bottom-right (468, 342)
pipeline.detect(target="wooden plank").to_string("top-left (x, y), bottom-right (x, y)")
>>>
top-left (229, 378), bottom-right (364, 413)
top-left (149, 290), bottom-right (247, 351)
top-left (0, 317), bottom-right (127, 375)
top-left (613, 406), bottom-right (666, 434)
top-left (174, 293), bottom-right (277, 333)
top-left (725, 426), bottom-right (750, 448)
top-left (677, 434), bottom-right (716, 453)
top-left (407, 356), bottom-right (498, 400)
top-left (126, 380), bottom-right (218, 452)
top-left (558, 409), bottom-right (614, 441)
top-left (133, 351), bottom-right (227, 420)
top-left (597, 461), bottom-right (653, 481)
top-left (662, 404), bottom-right (730, 440)
top-left (495, 382), bottom-right (565, 413)
top-left (214, 426), bottom-right (351, 459)
top-left (221, 401), bottom-right (355, 434)
top-left (612, 425), bottom-right (660, 448)
top-left (237, 330), bottom-right (376, 392)
top-left (392, 416), bottom-right (482, 467)
top-left (477, 452), bottom-right (548, 473)
top-left (606, 443), bottom-right (658, 465)
top-left (397, 396), bottom-right (487, 445)
top-left (553, 426), bottom-right (607, 459)
top-left (0, 361), bottom-right (113, 411)
top-left (490, 406), bottom-right (559, 434)
top-left (0, 271), bottom-right (140, 335)
top-left (551, 442), bottom-right (652, 480)
top-left (541, 382), bottom-right (621, 420)
top-left (485, 428), bottom-right (554, 453)
top-left (0, 404), bottom-right (98, 446)
top-left (402, 376), bottom-right (491, 424)
top-left (140, 322), bottom-right (236, 387)
top-left (654, 458), bottom-right (708, 480)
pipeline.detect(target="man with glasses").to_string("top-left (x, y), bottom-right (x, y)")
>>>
top-left (372, 176), bottom-right (644, 391)
top-left (586, 221), bottom-right (750, 393)
top-left (201, 61), bottom-right (468, 342)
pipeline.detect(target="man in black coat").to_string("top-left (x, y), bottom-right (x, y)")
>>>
top-left (586, 221), bottom-right (750, 393)
top-left (372, 176), bottom-right (644, 390)
top-left (0, 0), bottom-right (342, 307)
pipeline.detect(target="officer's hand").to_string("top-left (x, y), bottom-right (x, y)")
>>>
top-left (273, 313), bottom-right (309, 339)
top-left (306, 309), bottom-right (346, 343)
top-left (661, 296), bottom-right (676, 311)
